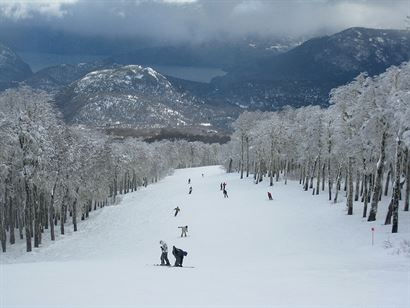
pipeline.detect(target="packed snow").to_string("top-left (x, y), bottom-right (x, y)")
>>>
top-left (1, 166), bottom-right (409, 307)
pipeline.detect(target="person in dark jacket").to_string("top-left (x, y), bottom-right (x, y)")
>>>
top-left (172, 246), bottom-right (188, 267)
top-left (174, 206), bottom-right (180, 217)
top-left (189, 186), bottom-right (192, 194)
top-left (223, 189), bottom-right (228, 198)
top-left (267, 192), bottom-right (273, 200)
top-left (159, 240), bottom-right (171, 266)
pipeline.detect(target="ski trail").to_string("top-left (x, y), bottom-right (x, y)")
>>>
top-left (1, 166), bottom-right (409, 308)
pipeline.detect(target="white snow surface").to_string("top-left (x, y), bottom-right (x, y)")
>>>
top-left (1, 166), bottom-right (409, 308)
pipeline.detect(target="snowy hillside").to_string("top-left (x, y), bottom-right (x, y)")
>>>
top-left (55, 65), bottom-right (233, 129)
top-left (2, 166), bottom-right (409, 307)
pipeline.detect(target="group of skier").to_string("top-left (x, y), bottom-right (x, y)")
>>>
top-left (158, 173), bottom-right (273, 267)
top-left (157, 176), bottom-right (196, 267)
top-left (159, 240), bottom-right (187, 267)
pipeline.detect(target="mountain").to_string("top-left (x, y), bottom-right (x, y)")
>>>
top-left (23, 61), bottom-right (117, 92)
top-left (106, 37), bottom-right (301, 72)
top-left (55, 65), bottom-right (239, 129)
top-left (0, 43), bottom-right (32, 91)
top-left (0, 25), bottom-right (301, 73)
top-left (211, 27), bottom-right (410, 109)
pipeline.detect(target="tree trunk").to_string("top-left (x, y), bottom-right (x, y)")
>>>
top-left (24, 182), bottom-right (32, 252)
top-left (72, 201), bottom-right (78, 232)
top-left (354, 170), bottom-right (360, 201)
top-left (333, 166), bottom-right (342, 203)
top-left (60, 191), bottom-right (68, 235)
top-left (228, 158), bottom-right (233, 173)
top-left (368, 131), bottom-right (387, 222)
top-left (384, 165), bottom-right (392, 196)
top-left (404, 147), bottom-right (409, 212)
top-left (240, 134), bottom-right (244, 179)
top-left (343, 168), bottom-right (348, 192)
top-left (384, 200), bottom-right (393, 225)
top-left (9, 196), bottom-right (15, 245)
top-left (246, 136), bottom-right (250, 178)
top-left (316, 157), bottom-right (320, 195)
top-left (304, 161), bottom-right (310, 191)
top-left (0, 200), bottom-right (6, 252)
top-left (328, 158), bottom-right (332, 201)
top-left (347, 157), bottom-right (353, 215)
top-left (321, 163), bottom-right (326, 191)
top-left (362, 175), bottom-right (369, 218)
top-left (310, 157), bottom-right (317, 189)
top-left (18, 207), bottom-right (24, 240)
top-left (33, 185), bottom-right (41, 248)
top-left (392, 139), bottom-right (402, 233)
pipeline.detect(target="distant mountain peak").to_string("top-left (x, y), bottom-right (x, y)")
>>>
top-left (55, 64), bottom-right (229, 129)
top-left (0, 42), bottom-right (32, 88)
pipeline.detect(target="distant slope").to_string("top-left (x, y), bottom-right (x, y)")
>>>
top-left (212, 27), bottom-right (410, 109)
top-left (55, 65), bottom-right (239, 129)
top-left (0, 43), bottom-right (32, 91)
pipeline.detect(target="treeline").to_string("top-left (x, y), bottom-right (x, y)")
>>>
top-left (0, 87), bottom-right (221, 253)
top-left (222, 62), bottom-right (410, 233)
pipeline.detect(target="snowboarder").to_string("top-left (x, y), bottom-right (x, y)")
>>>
top-left (267, 192), bottom-right (273, 200)
top-left (172, 246), bottom-right (188, 267)
top-left (223, 189), bottom-right (228, 198)
top-left (174, 206), bottom-right (180, 217)
top-left (189, 186), bottom-right (192, 194)
top-left (159, 240), bottom-right (171, 266)
top-left (188, 178), bottom-right (191, 184)
top-left (178, 225), bottom-right (188, 237)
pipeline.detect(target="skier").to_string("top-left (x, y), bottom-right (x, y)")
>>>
top-left (188, 178), bottom-right (191, 184)
top-left (223, 182), bottom-right (227, 190)
top-left (223, 188), bottom-right (228, 198)
top-left (267, 192), bottom-right (273, 200)
top-left (189, 186), bottom-right (192, 194)
top-left (172, 246), bottom-right (188, 267)
top-left (220, 183), bottom-right (223, 191)
top-left (178, 225), bottom-right (188, 237)
top-left (174, 206), bottom-right (180, 217)
top-left (202, 173), bottom-right (204, 177)
top-left (159, 240), bottom-right (171, 266)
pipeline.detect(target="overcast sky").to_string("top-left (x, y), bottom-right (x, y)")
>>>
top-left (0, 0), bottom-right (408, 42)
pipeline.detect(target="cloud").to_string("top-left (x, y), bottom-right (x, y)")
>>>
top-left (0, 0), bottom-right (78, 19)
top-left (0, 0), bottom-right (407, 42)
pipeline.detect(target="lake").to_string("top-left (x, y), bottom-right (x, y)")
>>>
top-left (18, 53), bottom-right (227, 83)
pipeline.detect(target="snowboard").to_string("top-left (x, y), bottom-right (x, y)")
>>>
top-left (151, 264), bottom-right (195, 268)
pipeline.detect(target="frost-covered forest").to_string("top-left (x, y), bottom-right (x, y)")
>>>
top-left (1, 61), bottom-right (409, 255)
top-left (222, 62), bottom-right (410, 233)
top-left (0, 87), bottom-right (221, 253)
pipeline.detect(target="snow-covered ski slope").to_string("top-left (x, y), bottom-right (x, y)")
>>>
top-left (1, 166), bottom-right (409, 307)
